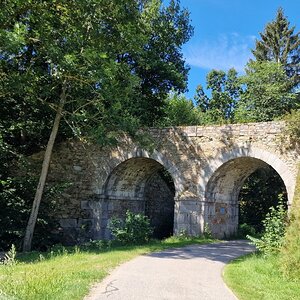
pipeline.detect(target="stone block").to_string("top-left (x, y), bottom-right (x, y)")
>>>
top-left (108, 202), bottom-right (114, 211)
top-left (78, 218), bottom-right (94, 227)
top-left (177, 213), bottom-right (187, 224)
top-left (190, 213), bottom-right (199, 225)
top-left (59, 218), bottom-right (77, 228)
top-left (73, 165), bottom-right (82, 172)
top-left (183, 126), bottom-right (197, 137)
top-left (80, 200), bottom-right (90, 209)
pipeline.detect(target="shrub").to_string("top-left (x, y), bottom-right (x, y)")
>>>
top-left (109, 211), bottom-right (153, 245)
top-left (282, 109), bottom-right (300, 143)
top-left (238, 223), bottom-right (256, 238)
top-left (176, 229), bottom-right (189, 240)
top-left (1, 244), bottom-right (17, 266)
top-left (203, 223), bottom-right (213, 239)
top-left (81, 239), bottom-right (112, 251)
top-left (247, 197), bottom-right (287, 256)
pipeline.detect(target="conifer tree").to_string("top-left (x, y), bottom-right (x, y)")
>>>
top-left (252, 8), bottom-right (300, 89)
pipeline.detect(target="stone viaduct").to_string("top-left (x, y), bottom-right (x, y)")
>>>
top-left (39, 121), bottom-right (299, 243)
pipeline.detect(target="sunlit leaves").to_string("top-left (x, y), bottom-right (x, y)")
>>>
top-left (235, 61), bottom-right (296, 122)
top-left (252, 8), bottom-right (300, 89)
top-left (194, 68), bottom-right (241, 123)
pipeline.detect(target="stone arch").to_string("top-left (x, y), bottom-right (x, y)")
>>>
top-left (101, 148), bottom-right (183, 198)
top-left (203, 146), bottom-right (294, 238)
top-left (103, 157), bottom-right (171, 200)
top-left (206, 146), bottom-right (295, 204)
top-left (101, 155), bottom-right (177, 239)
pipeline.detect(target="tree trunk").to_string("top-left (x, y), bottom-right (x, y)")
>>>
top-left (23, 81), bottom-right (67, 252)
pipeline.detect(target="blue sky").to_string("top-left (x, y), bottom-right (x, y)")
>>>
top-left (178, 0), bottom-right (300, 99)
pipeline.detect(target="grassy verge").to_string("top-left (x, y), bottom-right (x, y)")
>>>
top-left (0, 237), bottom-right (214, 300)
top-left (223, 253), bottom-right (300, 300)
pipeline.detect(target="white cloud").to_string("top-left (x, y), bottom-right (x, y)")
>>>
top-left (184, 33), bottom-right (256, 72)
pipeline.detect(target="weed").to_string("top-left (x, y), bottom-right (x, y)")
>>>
top-left (1, 245), bottom-right (17, 266)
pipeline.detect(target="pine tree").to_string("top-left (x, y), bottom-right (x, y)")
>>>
top-left (252, 8), bottom-right (300, 89)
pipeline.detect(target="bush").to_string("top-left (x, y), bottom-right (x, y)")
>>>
top-left (239, 168), bottom-right (288, 233)
top-left (81, 239), bottom-right (112, 251)
top-left (282, 109), bottom-right (300, 140)
top-left (280, 109), bottom-right (300, 149)
top-left (238, 223), bottom-right (257, 238)
top-left (247, 197), bottom-right (287, 256)
top-left (0, 175), bottom-right (64, 251)
top-left (1, 244), bottom-right (17, 266)
top-left (109, 211), bottom-right (153, 245)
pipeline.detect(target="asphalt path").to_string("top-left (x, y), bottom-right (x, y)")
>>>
top-left (84, 240), bottom-right (255, 300)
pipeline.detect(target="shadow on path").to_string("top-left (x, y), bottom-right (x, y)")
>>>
top-left (146, 240), bottom-right (255, 263)
top-left (85, 240), bottom-right (255, 300)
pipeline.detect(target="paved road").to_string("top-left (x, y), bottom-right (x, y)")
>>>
top-left (84, 240), bottom-right (255, 300)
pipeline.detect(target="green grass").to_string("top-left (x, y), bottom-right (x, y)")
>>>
top-left (223, 253), bottom-right (300, 300)
top-left (0, 237), bottom-right (214, 300)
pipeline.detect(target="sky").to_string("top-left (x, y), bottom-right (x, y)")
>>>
top-left (177, 0), bottom-right (300, 99)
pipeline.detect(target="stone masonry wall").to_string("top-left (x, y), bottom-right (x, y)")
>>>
top-left (30, 121), bottom-right (299, 243)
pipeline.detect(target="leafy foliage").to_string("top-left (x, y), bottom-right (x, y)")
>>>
top-left (281, 109), bottom-right (300, 146)
top-left (81, 239), bottom-right (112, 251)
top-left (0, 174), bottom-right (62, 251)
top-left (0, 0), bottom-right (193, 147)
top-left (235, 61), bottom-right (296, 122)
top-left (129, 0), bottom-right (194, 126)
top-left (194, 68), bottom-right (241, 123)
top-left (159, 92), bottom-right (201, 126)
top-left (247, 198), bottom-right (287, 256)
top-left (1, 244), bottom-right (17, 266)
top-left (109, 211), bottom-right (153, 245)
top-left (0, 0), bottom-right (192, 249)
top-left (237, 223), bottom-right (257, 239)
top-left (251, 8), bottom-right (300, 89)
top-left (195, 8), bottom-right (299, 125)
top-left (280, 165), bottom-right (300, 279)
top-left (234, 8), bottom-right (299, 123)
top-left (239, 168), bottom-right (288, 233)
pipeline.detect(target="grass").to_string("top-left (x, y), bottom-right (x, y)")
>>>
top-left (223, 252), bottom-right (300, 300)
top-left (0, 237), bottom-right (214, 300)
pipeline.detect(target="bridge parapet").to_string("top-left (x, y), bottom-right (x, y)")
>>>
top-left (148, 121), bottom-right (285, 137)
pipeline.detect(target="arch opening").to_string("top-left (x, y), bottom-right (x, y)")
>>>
top-left (102, 157), bottom-right (175, 239)
top-left (239, 167), bottom-right (287, 233)
top-left (205, 157), bottom-right (288, 238)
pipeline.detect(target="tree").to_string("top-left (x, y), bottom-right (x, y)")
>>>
top-left (159, 92), bottom-right (201, 126)
top-left (1, 0), bottom-right (146, 252)
top-left (252, 7), bottom-right (300, 89)
top-left (235, 61), bottom-right (297, 122)
top-left (126, 0), bottom-right (194, 126)
top-left (194, 68), bottom-right (241, 123)
top-left (0, 0), bottom-right (193, 251)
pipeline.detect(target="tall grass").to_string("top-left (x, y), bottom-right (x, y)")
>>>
top-left (224, 165), bottom-right (300, 300)
top-left (0, 237), bottom-right (214, 300)
top-left (224, 253), bottom-right (300, 300)
top-left (280, 164), bottom-right (300, 279)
